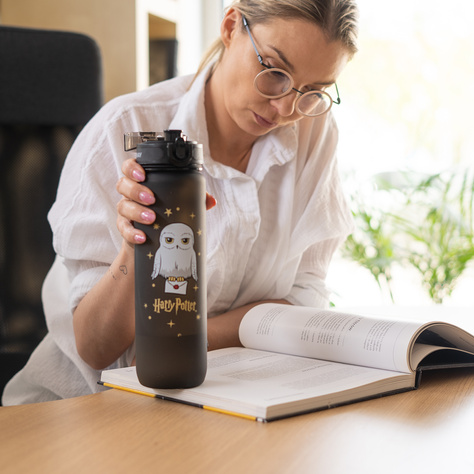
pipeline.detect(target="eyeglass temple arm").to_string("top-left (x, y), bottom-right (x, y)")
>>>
top-left (242, 16), bottom-right (264, 65)
top-left (333, 83), bottom-right (341, 105)
top-left (244, 15), bottom-right (341, 106)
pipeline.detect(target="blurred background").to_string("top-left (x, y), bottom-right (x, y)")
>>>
top-left (1, 0), bottom-right (473, 309)
top-left (327, 0), bottom-right (474, 308)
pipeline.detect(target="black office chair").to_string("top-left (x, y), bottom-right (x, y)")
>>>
top-left (0, 25), bottom-right (103, 401)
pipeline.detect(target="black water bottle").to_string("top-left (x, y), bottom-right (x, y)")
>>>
top-left (124, 130), bottom-right (207, 388)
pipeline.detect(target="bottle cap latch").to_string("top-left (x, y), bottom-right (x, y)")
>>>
top-left (169, 136), bottom-right (192, 167)
top-left (124, 129), bottom-right (203, 169)
top-left (123, 131), bottom-right (158, 151)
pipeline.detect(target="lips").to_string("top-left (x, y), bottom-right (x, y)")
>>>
top-left (253, 112), bottom-right (277, 129)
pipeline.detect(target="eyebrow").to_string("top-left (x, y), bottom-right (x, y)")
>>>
top-left (268, 45), bottom-right (336, 87)
top-left (268, 45), bottom-right (295, 72)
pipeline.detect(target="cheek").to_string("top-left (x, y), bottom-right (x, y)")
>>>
top-left (222, 47), bottom-right (258, 96)
top-left (229, 72), bottom-right (255, 100)
top-left (223, 78), bottom-right (256, 119)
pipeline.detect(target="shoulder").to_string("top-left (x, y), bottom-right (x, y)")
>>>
top-left (275, 112), bottom-right (339, 183)
top-left (96, 73), bottom-right (195, 131)
top-left (296, 112), bottom-right (339, 158)
top-left (68, 73), bottom-right (197, 165)
top-left (110, 73), bottom-right (193, 108)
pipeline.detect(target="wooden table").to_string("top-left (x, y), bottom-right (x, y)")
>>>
top-left (1, 367), bottom-right (474, 473)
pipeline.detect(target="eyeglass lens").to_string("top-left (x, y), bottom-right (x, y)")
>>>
top-left (256, 69), bottom-right (292, 96)
top-left (254, 68), bottom-right (332, 117)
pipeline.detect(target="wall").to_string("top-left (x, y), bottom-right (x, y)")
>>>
top-left (0, 0), bottom-right (223, 102)
top-left (0, 0), bottom-right (136, 102)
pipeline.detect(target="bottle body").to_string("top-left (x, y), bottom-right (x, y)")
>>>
top-left (134, 166), bottom-right (207, 388)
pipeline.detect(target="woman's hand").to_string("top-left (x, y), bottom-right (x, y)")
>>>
top-left (116, 158), bottom-right (216, 245)
top-left (116, 158), bottom-right (157, 245)
top-left (74, 158), bottom-right (216, 370)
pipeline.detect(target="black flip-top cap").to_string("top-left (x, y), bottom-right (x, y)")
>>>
top-left (136, 129), bottom-right (203, 169)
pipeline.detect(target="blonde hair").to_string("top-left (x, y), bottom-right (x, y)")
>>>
top-left (196, 0), bottom-right (359, 78)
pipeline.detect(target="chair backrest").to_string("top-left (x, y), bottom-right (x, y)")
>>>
top-left (0, 25), bottom-right (103, 375)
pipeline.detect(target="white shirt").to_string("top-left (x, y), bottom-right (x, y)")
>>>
top-left (2, 65), bottom-right (353, 405)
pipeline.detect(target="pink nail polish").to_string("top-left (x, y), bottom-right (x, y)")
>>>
top-left (139, 192), bottom-right (155, 204)
top-left (134, 233), bottom-right (146, 243)
top-left (141, 210), bottom-right (154, 222)
top-left (132, 169), bottom-right (145, 181)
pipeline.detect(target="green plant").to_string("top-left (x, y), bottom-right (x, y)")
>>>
top-left (343, 168), bottom-right (474, 304)
top-left (391, 170), bottom-right (474, 303)
top-left (343, 201), bottom-right (396, 302)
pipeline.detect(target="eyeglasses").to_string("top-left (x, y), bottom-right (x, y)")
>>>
top-left (242, 16), bottom-right (341, 117)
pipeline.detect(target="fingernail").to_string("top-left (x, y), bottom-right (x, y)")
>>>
top-left (132, 169), bottom-right (145, 181)
top-left (134, 233), bottom-right (146, 243)
top-left (139, 192), bottom-right (155, 204)
top-left (141, 210), bottom-right (155, 222)
top-left (209, 195), bottom-right (217, 209)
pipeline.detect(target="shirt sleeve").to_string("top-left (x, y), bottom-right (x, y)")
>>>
top-left (284, 116), bottom-right (354, 308)
top-left (47, 104), bottom-right (125, 313)
top-left (45, 72), bottom-right (196, 318)
top-left (285, 236), bottom-right (344, 308)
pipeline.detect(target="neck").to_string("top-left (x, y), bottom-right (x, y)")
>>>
top-left (205, 70), bottom-right (255, 173)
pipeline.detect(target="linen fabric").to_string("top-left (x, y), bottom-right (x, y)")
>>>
top-left (2, 64), bottom-right (353, 405)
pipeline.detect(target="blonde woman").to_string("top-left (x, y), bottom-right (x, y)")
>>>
top-left (3, 0), bottom-right (359, 404)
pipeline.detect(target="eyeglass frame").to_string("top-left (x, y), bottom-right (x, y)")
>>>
top-left (242, 15), bottom-right (341, 116)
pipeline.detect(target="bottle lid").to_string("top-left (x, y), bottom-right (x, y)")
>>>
top-left (124, 130), bottom-right (203, 169)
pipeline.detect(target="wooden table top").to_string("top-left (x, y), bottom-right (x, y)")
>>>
top-left (1, 366), bottom-right (474, 474)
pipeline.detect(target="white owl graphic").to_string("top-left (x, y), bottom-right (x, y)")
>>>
top-left (151, 223), bottom-right (197, 294)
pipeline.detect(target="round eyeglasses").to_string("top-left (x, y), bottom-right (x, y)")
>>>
top-left (254, 68), bottom-right (338, 116)
top-left (243, 16), bottom-right (341, 117)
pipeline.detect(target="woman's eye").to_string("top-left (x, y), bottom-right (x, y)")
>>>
top-left (271, 70), bottom-right (288, 80)
top-left (303, 85), bottom-right (322, 94)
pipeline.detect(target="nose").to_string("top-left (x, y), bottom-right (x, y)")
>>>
top-left (269, 91), bottom-right (299, 117)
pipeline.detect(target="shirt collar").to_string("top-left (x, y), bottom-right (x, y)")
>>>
top-left (168, 63), bottom-right (298, 182)
top-left (168, 64), bottom-right (210, 155)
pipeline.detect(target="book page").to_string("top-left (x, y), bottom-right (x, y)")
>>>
top-left (239, 304), bottom-right (425, 373)
top-left (200, 348), bottom-right (412, 411)
top-left (100, 348), bottom-right (415, 420)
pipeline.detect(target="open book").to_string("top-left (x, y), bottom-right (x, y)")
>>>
top-left (99, 303), bottom-right (474, 422)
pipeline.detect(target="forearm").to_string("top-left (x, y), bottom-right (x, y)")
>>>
top-left (73, 242), bottom-right (135, 370)
top-left (72, 155), bottom-right (216, 370)
top-left (207, 299), bottom-right (290, 351)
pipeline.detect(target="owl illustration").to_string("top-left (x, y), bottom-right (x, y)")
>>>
top-left (151, 223), bottom-right (197, 281)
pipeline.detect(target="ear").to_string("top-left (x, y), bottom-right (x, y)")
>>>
top-left (220, 7), bottom-right (241, 48)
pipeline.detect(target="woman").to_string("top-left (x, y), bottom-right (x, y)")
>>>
top-left (2, 0), bottom-right (359, 404)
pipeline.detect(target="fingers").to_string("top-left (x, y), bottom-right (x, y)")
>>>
top-left (122, 156), bottom-right (145, 182)
top-left (206, 193), bottom-right (217, 210)
top-left (117, 158), bottom-right (156, 244)
top-left (118, 158), bottom-right (155, 205)
top-left (116, 176), bottom-right (155, 207)
top-left (116, 158), bottom-right (217, 245)
top-left (116, 213), bottom-right (146, 245)
top-left (116, 197), bottom-right (155, 244)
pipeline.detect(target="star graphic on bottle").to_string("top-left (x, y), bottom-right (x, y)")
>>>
top-left (165, 208), bottom-right (173, 217)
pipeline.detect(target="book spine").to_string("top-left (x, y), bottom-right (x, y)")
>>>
top-left (99, 382), bottom-right (259, 421)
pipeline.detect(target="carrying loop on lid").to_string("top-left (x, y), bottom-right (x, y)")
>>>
top-left (168, 135), bottom-right (192, 167)
top-left (124, 129), bottom-right (203, 170)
